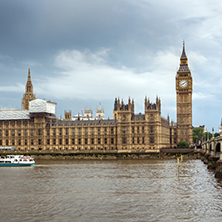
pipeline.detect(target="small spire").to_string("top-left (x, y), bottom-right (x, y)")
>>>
top-left (181, 40), bottom-right (187, 60)
top-left (28, 67), bottom-right (31, 80)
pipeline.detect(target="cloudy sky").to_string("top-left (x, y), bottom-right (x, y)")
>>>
top-left (0, 0), bottom-right (222, 132)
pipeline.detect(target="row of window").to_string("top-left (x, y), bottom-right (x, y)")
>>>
top-left (0, 121), bottom-right (31, 127)
top-left (0, 128), bottom-right (115, 137)
top-left (123, 126), bottom-right (155, 134)
top-left (122, 137), bottom-right (155, 144)
top-left (0, 126), bottom-right (157, 137)
top-left (0, 137), bottom-right (116, 146)
top-left (122, 114), bottom-right (154, 121)
top-left (0, 136), bottom-right (156, 146)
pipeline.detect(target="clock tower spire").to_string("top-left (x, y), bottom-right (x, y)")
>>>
top-left (21, 68), bottom-right (36, 110)
top-left (176, 42), bottom-right (193, 145)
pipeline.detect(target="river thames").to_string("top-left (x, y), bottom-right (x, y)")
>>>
top-left (0, 159), bottom-right (222, 222)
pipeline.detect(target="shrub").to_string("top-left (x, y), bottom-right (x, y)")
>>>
top-left (177, 141), bottom-right (189, 148)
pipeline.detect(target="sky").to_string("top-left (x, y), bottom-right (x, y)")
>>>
top-left (0, 0), bottom-right (222, 132)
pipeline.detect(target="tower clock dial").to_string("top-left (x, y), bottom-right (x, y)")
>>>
top-left (179, 79), bottom-right (188, 88)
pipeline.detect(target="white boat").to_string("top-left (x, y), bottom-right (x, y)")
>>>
top-left (0, 155), bottom-right (35, 166)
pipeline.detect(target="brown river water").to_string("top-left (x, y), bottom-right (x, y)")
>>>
top-left (0, 159), bottom-right (222, 222)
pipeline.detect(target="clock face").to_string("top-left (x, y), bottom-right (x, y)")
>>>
top-left (179, 79), bottom-right (188, 88)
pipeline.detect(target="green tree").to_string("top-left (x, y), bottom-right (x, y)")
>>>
top-left (193, 135), bottom-right (198, 143)
top-left (214, 133), bottom-right (220, 138)
top-left (177, 141), bottom-right (190, 148)
top-left (193, 127), bottom-right (204, 143)
top-left (204, 132), bottom-right (212, 141)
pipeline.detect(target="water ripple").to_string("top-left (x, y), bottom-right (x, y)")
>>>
top-left (0, 159), bottom-right (222, 221)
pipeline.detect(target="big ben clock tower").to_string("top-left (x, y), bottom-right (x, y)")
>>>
top-left (176, 41), bottom-right (193, 144)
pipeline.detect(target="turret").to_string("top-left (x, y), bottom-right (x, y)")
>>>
top-left (145, 96), bottom-right (161, 112)
top-left (113, 97), bottom-right (134, 120)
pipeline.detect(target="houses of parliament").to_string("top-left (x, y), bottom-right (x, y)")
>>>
top-left (0, 43), bottom-right (193, 152)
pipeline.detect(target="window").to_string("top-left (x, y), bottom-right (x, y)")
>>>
top-left (24, 130), bottom-right (28, 136)
top-left (142, 127), bottom-right (144, 134)
top-left (111, 138), bottom-right (114, 144)
top-left (85, 138), bottom-right (88, 145)
top-left (12, 139), bottom-right (15, 146)
top-left (53, 139), bottom-right (56, 145)
top-left (72, 129), bottom-right (75, 135)
top-left (132, 127), bottom-right (134, 134)
top-left (104, 138), bottom-right (107, 144)
top-left (122, 115), bottom-right (126, 121)
top-left (91, 138), bottom-right (94, 144)
top-left (66, 129), bottom-right (69, 136)
top-left (59, 139), bottom-right (62, 145)
top-left (78, 138), bottom-right (81, 145)
top-left (38, 139), bottom-right (42, 145)
top-left (0, 130), bottom-right (2, 137)
top-left (38, 129), bottom-right (42, 136)
top-left (150, 126), bottom-right (154, 133)
top-left (47, 129), bottom-right (50, 136)
top-left (150, 137), bottom-right (155, 144)
top-left (12, 130), bottom-right (15, 136)
top-left (142, 137), bottom-right (145, 144)
top-left (98, 128), bottom-right (100, 135)
top-left (111, 128), bottom-right (114, 135)
top-left (137, 127), bottom-right (139, 134)
top-left (122, 127), bottom-right (127, 134)
top-left (85, 128), bottom-right (88, 135)
top-left (150, 114), bottom-right (154, 120)
top-left (66, 138), bottom-right (69, 145)
top-left (72, 138), bottom-right (75, 145)
top-left (0, 140), bottom-right (2, 145)
top-left (18, 130), bottom-right (21, 136)
top-left (104, 128), bottom-right (107, 135)
top-left (31, 139), bottom-right (34, 145)
top-left (98, 138), bottom-right (101, 144)
top-left (5, 130), bottom-right (8, 137)
top-left (78, 128), bottom-right (81, 135)
top-left (137, 137), bottom-right (140, 144)
top-left (91, 128), bottom-right (94, 135)
top-left (6, 140), bottom-right (8, 145)
top-left (132, 137), bottom-right (134, 144)
top-left (59, 129), bottom-right (62, 136)
top-left (47, 139), bottom-right (50, 145)
top-left (31, 130), bottom-right (34, 136)
top-left (53, 129), bottom-right (56, 136)
top-left (122, 137), bottom-right (127, 144)
top-left (25, 139), bottom-right (27, 145)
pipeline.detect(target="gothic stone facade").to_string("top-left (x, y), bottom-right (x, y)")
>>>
top-left (0, 44), bottom-right (192, 151)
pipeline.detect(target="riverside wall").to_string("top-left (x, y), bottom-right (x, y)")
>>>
top-left (0, 148), bottom-right (201, 160)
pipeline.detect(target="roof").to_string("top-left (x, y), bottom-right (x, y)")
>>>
top-left (0, 109), bottom-right (30, 120)
top-left (180, 41), bottom-right (187, 60)
top-left (29, 99), bottom-right (56, 114)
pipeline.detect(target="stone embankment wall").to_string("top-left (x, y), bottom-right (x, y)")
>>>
top-left (0, 149), bottom-right (201, 160)
top-left (201, 152), bottom-right (222, 178)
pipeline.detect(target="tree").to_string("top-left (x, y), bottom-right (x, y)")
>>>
top-left (193, 135), bottom-right (198, 143)
top-left (177, 141), bottom-right (190, 148)
top-left (214, 133), bottom-right (220, 138)
top-left (193, 127), bottom-right (204, 143)
top-left (204, 132), bottom-right (212, 141)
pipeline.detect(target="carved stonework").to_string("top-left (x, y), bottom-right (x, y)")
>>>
top-left (176, 42), bottom-right (193, 144)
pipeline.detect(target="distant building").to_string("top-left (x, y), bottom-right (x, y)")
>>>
top-left (84, 108), bottom-right (93, 120)
top-left (96, 107), bottom-right (104, 120)
top-left (0, 43), bottom-right (193, 151)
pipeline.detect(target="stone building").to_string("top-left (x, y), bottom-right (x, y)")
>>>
top-left (0, 43), bottom-right (193, 151)
top-left (176, 41), bottom-right (193, 144)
